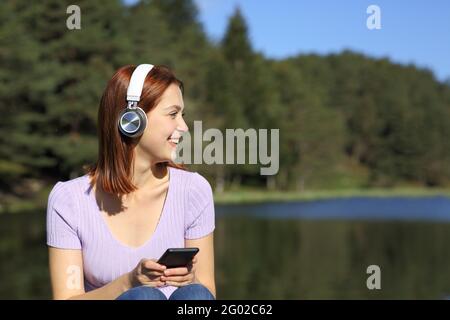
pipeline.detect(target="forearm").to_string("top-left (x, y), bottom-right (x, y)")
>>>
top-left (67, 273), bottom-right (132, 300)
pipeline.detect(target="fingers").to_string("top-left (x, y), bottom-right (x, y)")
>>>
top-left (145, 270), bottom-right (165, 277)
top-left (134, 274), bottom-right (165, 287)
top-left (137, 257), bottom-right (198, 287)
top-left (161, 273), bottom-right (193, 283)
top-left (187, 257), bottom-right (197, 270)
top-left (143, 259), bottom-right (166, 272)
top-left (140, 259), bottom-right (167, 281)
top-left (163, 267), bottom-right (189, 276)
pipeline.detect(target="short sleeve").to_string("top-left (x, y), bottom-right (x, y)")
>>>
top-left (46, 181), bottom-right (82, 249)
top-left (185, 173), bottom-right (216, 240)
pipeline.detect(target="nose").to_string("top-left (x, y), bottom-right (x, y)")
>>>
top-left (177, 116), bottom-right (189, 133)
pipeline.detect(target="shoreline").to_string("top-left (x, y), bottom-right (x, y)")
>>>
top-left (213, 188), bottom-right (450, 204)
top-left (3, 187), bottom-right (450, 214)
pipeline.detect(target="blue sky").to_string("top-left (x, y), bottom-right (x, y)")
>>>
top-left (125, 0), bottom-right (450, 82)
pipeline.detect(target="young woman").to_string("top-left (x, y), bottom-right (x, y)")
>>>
top-left (46, 64), bottom-right (216, 300)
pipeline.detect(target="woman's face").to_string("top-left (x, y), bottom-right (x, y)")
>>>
top-left (136, 83), bottom-right (188, 163)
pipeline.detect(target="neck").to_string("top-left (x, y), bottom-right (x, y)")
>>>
top-left (132, 159), bottom-right (168, 190)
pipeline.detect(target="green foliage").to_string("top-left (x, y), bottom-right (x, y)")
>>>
top-left (1, 0), bottom-right (450, 196)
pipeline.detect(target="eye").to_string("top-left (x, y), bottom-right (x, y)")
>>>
top-left (169, 111), bottom-right (186, 118)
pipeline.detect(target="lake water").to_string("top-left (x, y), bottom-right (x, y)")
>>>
top-left (1, 197), bottom-right (450, 299)
top-left (216, 196), bottom-right (450, 222)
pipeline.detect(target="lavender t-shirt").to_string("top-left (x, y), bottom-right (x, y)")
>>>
top-left (46, 166), bottom-right (215, 299)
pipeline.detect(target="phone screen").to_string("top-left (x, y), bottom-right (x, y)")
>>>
top-left (157, 248), bottom-right (199, 268)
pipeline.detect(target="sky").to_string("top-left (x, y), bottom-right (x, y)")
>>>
top-left (125, 0), bottom-right (450, 82)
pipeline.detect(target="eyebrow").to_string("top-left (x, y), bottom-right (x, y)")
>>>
top-left (164, 105), bottom-right (184, 111)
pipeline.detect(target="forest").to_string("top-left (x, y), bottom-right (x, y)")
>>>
top-left (1, 0), bottom-right (450, 208)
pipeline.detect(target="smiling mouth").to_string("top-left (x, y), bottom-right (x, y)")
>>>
top-left (168, 138), bottom-right (179, 147)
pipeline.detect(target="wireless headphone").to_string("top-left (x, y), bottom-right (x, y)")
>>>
top-left (118, 64), bottom-right (154, 138)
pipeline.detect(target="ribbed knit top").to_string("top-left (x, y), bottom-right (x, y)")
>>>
top-left (46, 166), bottom-right (215, 298)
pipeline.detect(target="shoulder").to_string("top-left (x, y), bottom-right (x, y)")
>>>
top-left (46, 177), bottom-right (86, 249)
top-left (47, 175), bottom-right (89, 208)
top-left (49, 175), bottom-right (87, 195)
top-left (177, 169), bottom-right (216, 238)
top-left (189, 172), bottom-right (213, 198)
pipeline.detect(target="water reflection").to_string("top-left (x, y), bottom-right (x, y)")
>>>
top-left (1, 203), bottom-right (450, 299)
top-left (216, 216), bottom-right (450, 299)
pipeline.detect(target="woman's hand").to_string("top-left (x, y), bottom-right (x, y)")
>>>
top-left (128, 258), bottom-right (167, 288)
top-left (160, 256), bottom-right (198, 287)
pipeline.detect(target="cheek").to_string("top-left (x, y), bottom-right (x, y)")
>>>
top-left (144, 128), bottom-right (165, 145)
top-left (145, 116), bottom-right (175, 141)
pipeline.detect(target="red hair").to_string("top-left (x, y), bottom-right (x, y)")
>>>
top-left (84, 65), bottom-right (186, 196)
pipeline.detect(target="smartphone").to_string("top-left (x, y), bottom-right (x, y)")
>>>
top-left (157, 247), bottom-right (199, 268)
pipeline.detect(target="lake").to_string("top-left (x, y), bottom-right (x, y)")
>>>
top-left (1, 197), bottom-right (450, 299)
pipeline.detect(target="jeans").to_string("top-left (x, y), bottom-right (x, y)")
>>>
top-left (116, 283), bottom-right (215, 300)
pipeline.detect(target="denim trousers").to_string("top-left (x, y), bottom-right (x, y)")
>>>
top-left (116, 283), bottom-right (215, 300)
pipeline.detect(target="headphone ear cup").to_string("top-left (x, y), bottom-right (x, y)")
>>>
top-left (118, 106), bottom-right (148, 138)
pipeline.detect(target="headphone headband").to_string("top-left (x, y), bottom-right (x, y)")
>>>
top-left (126, 64), bottom-right (154, 102)
top-left (118, 63), bottom-right (153, 138)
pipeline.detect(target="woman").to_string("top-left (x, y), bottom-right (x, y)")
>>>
top-left (46, 64), bottom-right (216, 300)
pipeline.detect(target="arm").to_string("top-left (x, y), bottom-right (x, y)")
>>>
top-left (185, 232), bottom-right (216, 298)
top-left (48, 247), bottom-right (132, 300)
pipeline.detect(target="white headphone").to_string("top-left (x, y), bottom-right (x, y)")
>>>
top-left (118, 64), bottom-right (154, 138)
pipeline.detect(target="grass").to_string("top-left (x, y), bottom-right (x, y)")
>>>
top-left (213, 187), bottom-right (450, 204)
top-left (3, 184), bottom-right (450, 214)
